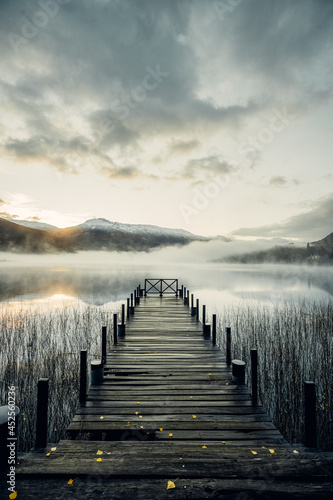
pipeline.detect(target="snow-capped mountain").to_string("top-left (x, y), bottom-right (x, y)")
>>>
top-left (77, 218), bottom-right (205, 240)
top-left (1, 217), bottom-right (229, 253)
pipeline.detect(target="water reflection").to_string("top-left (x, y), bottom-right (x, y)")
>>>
top-left (0, 263), bottom-right (332, 308)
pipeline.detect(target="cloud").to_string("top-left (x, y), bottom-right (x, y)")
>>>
top-left (268, 176), bottom-right (301, 188)
top-left (183, 155), bottom-right (236, 180)
top-left (99, 164), bottom-right (139, 180)
top-left (168, 139), bottom-right (200, 155)
top-left (231, 195), bottom-right (333, 240)
top-left (0, 212), bottom-right (19, 219)
top-left (269, 176), bottom-right (288, 187)
top-left (0, 0), bottom-right (332, 201)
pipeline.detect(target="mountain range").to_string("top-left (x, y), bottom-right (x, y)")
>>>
top-left (0, 218), bottom-right (229, 253)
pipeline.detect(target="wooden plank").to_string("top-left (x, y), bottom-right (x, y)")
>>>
top-left (10, 477), bottom-right (333, 499)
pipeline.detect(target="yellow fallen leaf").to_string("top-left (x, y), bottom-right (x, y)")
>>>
top-left (46, 452), bottom-right (51, 456)
top-left (96, 458), bottom-right (102, 462)
top-left (167, 480), bottom-right (176, 490)
top-left (221, 441), bottom-right (225, 444)
top-left (100, 416), bottom-right (104, 420)
top-left (137, 402), bottom-right (140, 404)
top-left (96, 450), bottom-right (103, 455)
top-left (202, 445), bottom-right (207, 449)
top-left (251, 450), bottom-right (257, 454)
top-left (67, 479), bottom-right (74, 485)
top-left (135, 412), bottom-right (139, 415)
top-left (262, 446), bottom-right (265, 448)
top-left (190, 396), bottom-right (193, 399)
top-left (50, 447), bottom-right (56, 452)
top-left (269, 449), bottom-right (275, 454)
top-left (127, 421), bottom-right (130, 424)
top-left (9, 492), bottom-right (17, 499)
top-left (106, 452), bottom-right (111, 455)
top-left (159, 428), bottom-right (163, 431)
top-left (192, 415), bottom-right (197, 418)
top-left (139, 416), bottom-right (143, 419)
top-left (293, 450), bottom-right (299, 454)
top-left (208, 373), bottom-right (211, 375)
top-left (169, 433), bottom-right (173, 437)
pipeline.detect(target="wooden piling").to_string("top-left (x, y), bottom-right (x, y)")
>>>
top-left (113, 313), bottom-right (118, 345)
top-left (196, 298), bottom-right (199, 321)
top-left (212, 314), bottom-right (216, 345)
top-left (102, 326), bottom-right (107, 364)
top-left (126, 298), bottom-right (130, 319)
top-left (35, 378), bottom-right (49, 448)
top-left (121, 304), bottom-right (125, 325)
top-left (251, 349), bottom-right (258, 401)
top-left (232, 359), bottom-right (245, 384)
top-left (202, 305), bottom-right (206, 325)
top-left (79, 350), bottom-right (87, 404)
top-left (226, 327), bottom-right (231, 366)
top-left (304, 381), bottom-right (317, 448)
top-left (91, 359), bottom-right (104, 385)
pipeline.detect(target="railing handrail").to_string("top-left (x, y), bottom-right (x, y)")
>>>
top-left (144, 278), bottom-right (179, 296)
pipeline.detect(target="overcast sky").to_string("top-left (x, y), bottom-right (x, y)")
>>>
top-left (0, 0), bottom-right (332, 240)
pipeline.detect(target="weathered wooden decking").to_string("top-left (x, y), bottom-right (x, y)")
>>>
top-left (13, 296), bottom-right (333, 498)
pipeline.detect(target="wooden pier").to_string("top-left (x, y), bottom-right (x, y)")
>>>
top-left (12, 284), bottom-right (333, 498)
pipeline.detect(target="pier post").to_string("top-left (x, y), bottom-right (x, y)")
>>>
top-left (232, 360), bottom-right (245, 384)
top-left (251, 349), bottom-right (258, 401)
top-left (180, 285), bottom-right (183, 298)
top-left (212, 314), bottom-right (217, 345)
top-left (102, 326), bottom-right (107, 364)
top-left (91, 360), bottom-right (104, 385)
top-left (80, 350), bottom-right (87, 404)
top-left (202, 305), bottom-right (206, 325)
top-left (196, 299), bottom-right (199, 321)
top-left (191, 294), bottom-right (196, 316)
top-left (226, 327), bottom-right (231, 366)
top-left (130, 293), bottom-right (134, 315)
top-left (35, 378), bottom-right (49, 448)
top-left (113, 313), bottom-right (118, 344)
top-left (118, 304), bottom-right (126, 336)
top-left (127, 298), bottom-right (130, 319)
top-left (304, 381), bottom-right (317, 448)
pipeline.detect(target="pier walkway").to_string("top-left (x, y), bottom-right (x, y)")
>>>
top-left (13, 292), bottom-right (333, 499)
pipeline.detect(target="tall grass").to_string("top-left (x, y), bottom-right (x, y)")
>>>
top-left (216, 298), bottom-right (333, 450)
top-left (1, 296), bottom-right (332, 452)
top-left (0, 300), bottom-right (118, 452)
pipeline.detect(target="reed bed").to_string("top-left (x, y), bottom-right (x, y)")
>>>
top-left (0, 300), bottom-right (118, 452)
top-left (216, 298), bottom-right (333, 450)
top-left (1, 295), bottom-right (332, 452)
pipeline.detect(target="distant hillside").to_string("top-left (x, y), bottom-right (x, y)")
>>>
top-left (215, 233), bottom-right (333, 265)
top-left (0, 218), bottom-right (227, 254)
top-left (0, 219), bottom-right (68, 253)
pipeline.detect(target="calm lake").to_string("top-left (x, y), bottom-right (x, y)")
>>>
top-left (1, 261), bottom-right (333, 310)
top-left (1, 259), bottom-right (332, 451)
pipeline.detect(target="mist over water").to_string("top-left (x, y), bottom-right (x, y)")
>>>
top-left (0, 238), bottom-right (332, 308)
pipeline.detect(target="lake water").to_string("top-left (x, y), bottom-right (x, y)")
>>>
top-left (1, 261), bottom-right (332, 312)
top-left (1, 260), bottom-right (332, 451)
